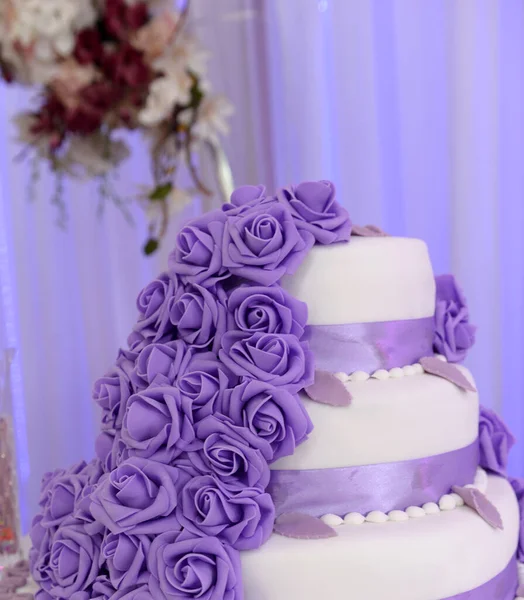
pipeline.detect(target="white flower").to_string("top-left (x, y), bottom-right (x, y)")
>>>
top-left (190, 95), bottom-right (234, 145)
top-left (154, 32), bottom-right (210, 80)
top-left (61, 134), bottom-right (130, 179)
top-left (138, 75), bottom-right (192, 127)
top-left (14, 112), bottom-right (51, 156)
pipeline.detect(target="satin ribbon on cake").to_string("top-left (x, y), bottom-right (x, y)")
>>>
top-left (443, 557), bottom-right (517, 600)
top-left (306, 316), bottom-right (434, 373)
top-left (269, 440), bottom-right (479, 517)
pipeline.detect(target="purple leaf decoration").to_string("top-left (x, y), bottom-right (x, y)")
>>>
top-left (452, 485), bottom-right (504, 530)
top-left (304, 370), bottom-right (352, 406)
top-left (274, 512), bottom-right (338, 539)
top-left (420, 357), bottom-right (476, 392)
top-left (351, 224), bottom-right (388, 237)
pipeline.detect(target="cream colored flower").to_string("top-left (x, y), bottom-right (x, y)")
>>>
top-left (191, 95), bottom-right (234, 145)
top-left (50, 59), bottom-right (98, 110)
top-left (61, 134), bottom-right (130, 179)
top-left (132, 11), bottom-right (178, 61)
top-left (138, 74), bottom-right (192, 127)
top-left (154, 32), bottom-right (210, 79)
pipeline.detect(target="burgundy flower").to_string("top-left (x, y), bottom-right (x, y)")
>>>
top-left (105, 0), bottom-right (148, 40)
top-left (74, 29), bottom-right (104, 65)
top-left (103, 44), bottom-right (151, 87)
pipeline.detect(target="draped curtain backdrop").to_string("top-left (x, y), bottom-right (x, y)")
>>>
top-left (1, 0), bottom-right (523, 529)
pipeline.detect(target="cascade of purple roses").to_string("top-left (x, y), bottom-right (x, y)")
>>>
top-left (28, 181), bottom-right (351, 600)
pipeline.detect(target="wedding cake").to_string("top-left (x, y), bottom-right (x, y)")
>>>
top-left (27, 181), bottom-right (524, 600)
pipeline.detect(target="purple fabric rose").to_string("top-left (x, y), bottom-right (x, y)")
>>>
top-left (39, 463), bottom-right (90, 529)
top-left (222, 201), bottom-right (314, 285)
top-left (121, 385), bottom-right (197, 461)
top-left (433, 274), bottom-right (477, 362)
top-left (109, 431), bottom-right (130, 470)
top-left (91, 574), bottom-right (117, 600)
top-left (74, 481), bottom-right (105, 536)
top-left (170, 284), bottom-right (228, 353)
top-left (510, 478), bottom-right (524, 562)
top-left (222, 185), bottom-right (276, 216)
top-left (95, 431), bottom-right (115, 470)
top-left (219, 331), bottom-right (314, 394)
top-left (90, 457), bottom-right (188, 534)
top-left (223, 379), bottom-right (313, 462)
top-left (112, 585), bottom-right (155, 600)
top-left (47, 517), bottom-right (102, 598)
top-left (189, 415), bottom-right (272, 489)
top-left (93, 365), bottom-right (133, 431)
top-left (177, 474), bottom-right (274, 550)
top-left (130, 340), bottom-right (192, 390)
top-left (478, 406), bottom-right (515, 476)
top-left (227, 284), bottom-right (307, 338)
top-left (277, 180), bottom-right (351, 244)
top-left (169, 210), bottom-right (229, 287)
top-left (101, 532), bottom-right (150, 589)
top-left (148, 530), bottom-right (243, 600)
top-left (133, 272), bottom-right (180, 341)
top-left (175, 353), bottom-right (237, 423)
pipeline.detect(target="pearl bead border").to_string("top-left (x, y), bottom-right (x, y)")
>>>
top-left (334, 354), bottom-right (447, 384)
top-left (320, 468), bottom-right (488, 528)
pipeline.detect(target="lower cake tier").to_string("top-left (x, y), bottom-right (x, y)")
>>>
top-left (241, 475), bottom-right (520, 600)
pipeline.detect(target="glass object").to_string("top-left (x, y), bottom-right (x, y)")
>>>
top-left (0, 349), bottom-right (20, 559)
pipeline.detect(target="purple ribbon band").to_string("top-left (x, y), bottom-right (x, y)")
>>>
top-left (443, 557), bottom-right (517, 599)
top-left (268, 440), bottom-right (479, 518)
top-left (306, 316), bottom-right (435, 374)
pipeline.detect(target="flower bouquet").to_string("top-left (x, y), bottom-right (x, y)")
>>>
top-left (0, 0), bottom-right (233, 254)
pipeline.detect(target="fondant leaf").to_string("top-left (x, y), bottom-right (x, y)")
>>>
top-left (452, 485), bottom-right (504, 530)
top-left (304, 370), bottom-right (352, 406)
top-left (274, 512), bottom-right (338, 539)
top-left (420, 357), bottom-right (476, 392)
top-left (352, 224), bottom-right (388, 237)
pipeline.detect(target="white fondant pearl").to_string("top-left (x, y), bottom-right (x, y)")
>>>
top-left (321, 514), bottom-right (344, 527)
top-left (372, 369), bottom-right (389, 380)
top-left (422, 502), bottom-right (440, 515)
top-left (439, 494), bottom-right (457, 511)
top-left (450, 493), bottom-right (465, 507)
top-left (406, 506), bottom-right (426, 519)
top-left (402, 365), bottom-right (417, 376)
top-left (412, 363), bottom-right (424, 374)
top-left (350, 370), bottom-right (370, 382)
top-left (344, 512), bottom-right (365, 525)
top-left (389, 367), bottom-right (404, 379)
top-left (366, 511), bottom-right (388, 523)
top-left (435, 354), bottom-right (448, 362)
top-left (335, 372), bottom-right (349, 383)
top-left (388, 510), bottom-right (409, 522)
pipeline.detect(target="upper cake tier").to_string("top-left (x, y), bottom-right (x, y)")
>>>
top-left (281, 236), bottom-right (436, 325)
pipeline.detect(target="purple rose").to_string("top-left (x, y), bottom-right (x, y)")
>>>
top-left (510, 478), bottom-right (524, 562)
top-left (169, 210), bottom-right (229, 287)
top-left (35, 591), bottom-right (53, 600)
top-left (222, 185), bottom-right (276, 216)
top-left (131, 340), bottom-right (192, 389)
top-left (133, 272), bottom-right (180, 341)
top-left (91, 574), bottom-right (117, 600)
top-left (227, 284), bottom-right (307, 338)
top-left (121, 385), bottom-right (197, 461)
top-left (101, 532), bottom-right (150, 589)
top-left (47, 517), bottom-right (102, 598)
top-left (74, 481), bottom-right (105, 536)
top-left (112, 585), bottom-right (155, 600)
top-left (219, 331), bottom-right (314, 394)
top-left (90, 457), bottom-right (188, 534)
top-left (175, 353), bottom-right (238, 422)
top-left (222, 202), bottom-right (313, 285)
top-left (148, 530), bottom-right (242, 600)
top-left (433, 275), bottom-right (477, 362)
top-left (170, 284), bottom-right (228, 353)
top-left (93, 365), bottom-right (133, 431)
top-left (39, 464), bottom-right (89, 528)
top-left (277, 180), bottom-right (351, 244)
top-left (189, 415), bottom-right (272, 489)
top-left (177, 474), bottom-right (274, 550)
top-left (223, 379), bottom-right (313, 462)
top-left (478, 406), bottom-right (515, 476)
top-left (109, 431), bottom-right (130, 470)
top-left (96, 431), bottom-right (115, 470)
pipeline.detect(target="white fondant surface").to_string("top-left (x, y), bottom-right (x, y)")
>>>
top-left (281, 237), bottom-right (436, 325)
top-left (272, 367), bottom-right (479, 470)
top-left (242, 475), bottom-right (519, 600)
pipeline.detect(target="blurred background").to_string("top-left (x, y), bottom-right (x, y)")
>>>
top-left (1, 0), bottom-right (523, 530)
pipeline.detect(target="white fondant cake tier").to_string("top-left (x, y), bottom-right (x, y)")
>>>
top-left (272, 367), bottom-right (478, 470)
top-left (242, 475), bottom-right (519, 600)
top-left (280, 236), bottom-right (435, 325)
